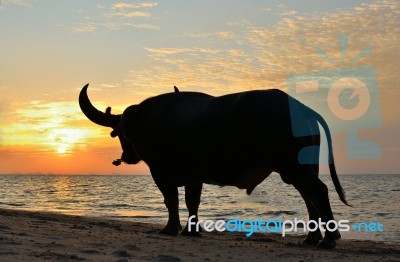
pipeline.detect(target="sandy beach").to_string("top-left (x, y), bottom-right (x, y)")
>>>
top-left (0, 208), bottom-right (398, 261)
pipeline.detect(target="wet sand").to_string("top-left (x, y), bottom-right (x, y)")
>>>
top-left (0, 208), bottom-right (398, 261)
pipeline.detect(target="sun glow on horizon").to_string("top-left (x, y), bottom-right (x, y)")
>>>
top-left (0, 100), bottom-right (108, 155)
top-left (57, 147), bottom-right (67, 154)
top-left (47, 128), bottom-right (94, 155)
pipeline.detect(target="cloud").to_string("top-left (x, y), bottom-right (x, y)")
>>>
top-left (216, 31), bottom-right (236, 39)
top-left (250, 0), bottom-right (400, 80)
top-left (129, 23), bottom-right (160, 30)
top-left (124, 46), bottom-right (279, 97)
top-left (126, 0), bottom-right (399, 95)
top-left (188, 30), bottom-right (237, 40)
top-left (119, 0), bottom-right (400, 146)
top-left (112, 11), bottom-right (151, 18)
top-left (145, 47), bottom-right (191, 57)
top-left (116, 0), bottom-right (400, 174)
top-left (67, 1), bottom-right (159, 33)
top-left (0, 0), bottom-right (34, 9)
top-left (99, 83), bottom-right (120, 89)
top-left (1, 101), bottom-right (108, 154)
top-left (108, 2), bottom-right (156, 21)
top-left (70, 22), bottom-right (97, 33)
top-left (280, 10), bottom-right (298, 17)
top-left (112, 2), bottom-right (158, 9)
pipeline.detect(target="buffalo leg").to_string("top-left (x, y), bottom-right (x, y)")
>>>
top-left (301, 163), bottom-right (323, 245)
top-left (181, 182), bottom-right (203, 236)
top-left (156, 183), bottom-right (182, 235)
top-left (292, 175), bottom-right (340, 249)
top-left (301, 194), bottom-right (323, 245)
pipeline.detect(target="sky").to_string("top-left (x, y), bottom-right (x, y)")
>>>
top-left (0, 0), bottom-right (399, 175)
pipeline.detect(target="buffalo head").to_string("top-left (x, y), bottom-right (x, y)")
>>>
top-left (79, 84), bottom-right (141, 165)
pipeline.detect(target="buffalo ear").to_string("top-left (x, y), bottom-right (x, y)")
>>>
top-left (174, 86), bottom-right (180, 93)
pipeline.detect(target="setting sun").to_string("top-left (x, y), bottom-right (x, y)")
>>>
top-left (47, 128), bottom-right (93, 155)
top-left (57, 147), bottom-right (67, 155)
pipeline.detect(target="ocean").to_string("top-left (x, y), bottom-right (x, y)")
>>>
top-left (0, 174), bottom-right (398, 243)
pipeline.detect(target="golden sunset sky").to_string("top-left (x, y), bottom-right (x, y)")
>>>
top-left (0, 0), bottom-right (399, 175)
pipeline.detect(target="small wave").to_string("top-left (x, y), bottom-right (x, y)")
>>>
top-left (98, 204), bottom-right (133, 208)
top-left (111, 215), bottom-right (155, 219)
top-left (376, 212), bottom-right (391, 217)
top-left (5, 203), bottom-right (26, 207)
top-left (209, 210), bottom-right (245, 218)
top-left (259, 210), bottom-right (297, 216)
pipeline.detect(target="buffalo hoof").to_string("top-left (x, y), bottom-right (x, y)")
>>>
top-left (159, 223), bottom-right (182, 235)
top-left (317, 237), bottom-right (336, 249)
top-left (331, 230), bottom-right (342, 240)
top-left (302, 231), bottom-right (322, 246)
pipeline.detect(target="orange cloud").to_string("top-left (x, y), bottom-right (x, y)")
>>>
top-left (65, 1), bottom-right (159, 33)
top-left (112, 2), bottom-right (158, 9)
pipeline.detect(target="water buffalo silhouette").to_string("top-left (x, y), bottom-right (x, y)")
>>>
top-left (79, 84), bottom-right (349, 249)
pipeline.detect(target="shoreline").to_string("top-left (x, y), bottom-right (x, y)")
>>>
top-left (2, 207), bottom-right (398, 244)
top-left (1, 208), bottom-right (399, 261)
